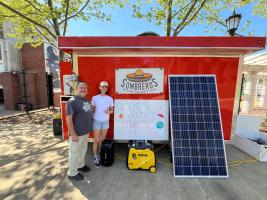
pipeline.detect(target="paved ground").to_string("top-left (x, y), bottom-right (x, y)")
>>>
top-left (1, 110), bottom-right (267, 200)
top-left (0, 104), bottom-right (23, 118)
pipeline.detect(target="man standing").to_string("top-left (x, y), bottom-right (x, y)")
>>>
top-left (66, 82), bottom-right (93, 181)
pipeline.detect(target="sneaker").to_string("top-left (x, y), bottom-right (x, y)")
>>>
top-left (68, 173), bottom-right (84, 181)
top-left (94, 157), bottom-right (101, 168)
top-left (78, 165), bottom-right (90, 173)
top-left (97, 154), bottom-right (101, 163)
top-left (94, 161), bottom-right (101, 168)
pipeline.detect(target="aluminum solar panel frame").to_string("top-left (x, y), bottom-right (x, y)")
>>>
top-left (169, 75), bottom-right (229, 178)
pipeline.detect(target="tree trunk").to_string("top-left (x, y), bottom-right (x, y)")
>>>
top-left (166, 0), bottom-right (173, 36)
top-left (47, 0), bottom-right (61, 36)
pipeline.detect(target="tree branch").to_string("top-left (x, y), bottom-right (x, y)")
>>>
top-left (46, 18), bottom-right (54, 27)
top-left (0, 1), bottom-right (57, 39)
top-left (23, 0), bottom-right (42, 13)
top-left (59, 0), bottom-right (90, 25)
top-left (206, 16), bottom-right (227, 27)
top-left (201, 4), bottom-right (227, 28)
top-left (34, 27), bottom-right (53, 44)
top-left (0, 14), bottom-right (17, 18)
top-left (23, 0), bottom-right (55, 29)
top-left (173, 0), bottom-right (197, 35)
top-left (174, 0), bottom-right (207, 35)
top-left (172, 1), bottom-right (193, 19)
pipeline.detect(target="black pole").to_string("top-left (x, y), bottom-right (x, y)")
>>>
top-left (46, 72), bottom-right (55, 109)
top-left (238, 73), bottom-right (245, 114)
top-left (21, 68), bottom-right (28, 114)
top-left (51, 73), bottom-right (54, 109)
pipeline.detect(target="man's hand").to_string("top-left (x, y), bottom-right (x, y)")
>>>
top-left (91, 105), bottom-right (96, 113)
top-left (71, 133), bottom-right (79, 142)
top-left (66, 115), bottom-right (79, 142)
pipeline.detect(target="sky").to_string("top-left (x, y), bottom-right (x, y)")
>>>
top-left (67, 2), bottom-right (267, 37)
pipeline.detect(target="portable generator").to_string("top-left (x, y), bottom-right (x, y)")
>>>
top-left (126, 140), bottom-right (156, 173)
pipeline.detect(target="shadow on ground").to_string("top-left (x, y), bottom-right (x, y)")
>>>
top-left (1, 110), bottom-right (267, 200)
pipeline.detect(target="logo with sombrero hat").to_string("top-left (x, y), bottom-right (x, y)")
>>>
top-left (126, 69), bottom-right (153, 82)
top-left (117, 68), bottom-right (163, 94)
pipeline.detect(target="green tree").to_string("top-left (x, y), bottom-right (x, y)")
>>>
top-left (0, 0), bottom-right (123, 47)
top-left (131, 0), bottom-right (267, 36)
top-left (252, 0), bottom-right (267, 17)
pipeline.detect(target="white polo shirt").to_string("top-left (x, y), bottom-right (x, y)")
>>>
top-left (92, 94), bottom-right (114, 121)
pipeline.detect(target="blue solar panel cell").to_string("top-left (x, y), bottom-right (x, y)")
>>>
top-left (218, 167), bottom-right (227, 175)
top-left (201, 167), bottom-right (210, 175)
top-left (169, 75), bottom-right (228, 178)
top-left (192, 167), bottom-right (201, 175)
top-left (184, 167), bottom-right (192, 175)
top-left (210, 167), bottom-right (219, 176)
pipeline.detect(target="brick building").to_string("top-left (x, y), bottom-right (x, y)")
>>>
top-left (0, 23), bottom-right (59, 110)
top-left (0, 43), bottom-right (56, 110)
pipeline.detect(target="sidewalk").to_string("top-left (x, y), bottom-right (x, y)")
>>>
top-left (0, 110), bottom-right (86, 200)
top-left (0, 104), bottom-right (23, 118)
top-left (1, 111), bottom-right (267, 200)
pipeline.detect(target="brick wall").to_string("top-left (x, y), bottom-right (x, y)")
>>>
top-left (21, 44), bottom-right (46, 73)
top-left (0, 72), bottom-right (21, 110)
top-left (21, 44), bottom-right (48, 108)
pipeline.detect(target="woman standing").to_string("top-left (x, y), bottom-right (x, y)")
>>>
top-left (92, 81), bottom-right (114, 168)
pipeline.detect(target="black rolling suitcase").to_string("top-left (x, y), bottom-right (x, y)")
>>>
top-left (100, 139), bottom-right (114, 166)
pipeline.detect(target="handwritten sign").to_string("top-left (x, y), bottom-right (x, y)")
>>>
top-left (114, 100), bottom-right (169, 141)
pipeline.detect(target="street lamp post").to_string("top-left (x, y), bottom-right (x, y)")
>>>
top-left (225, 10), bottom-right (242, 36)
top-left (21, 68), bottom-right (29, 114)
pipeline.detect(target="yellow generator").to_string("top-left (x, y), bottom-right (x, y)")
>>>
top-left (127, 140), bottom-right (156, 173)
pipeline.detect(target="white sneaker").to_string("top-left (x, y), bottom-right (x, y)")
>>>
top-left (94, 157), bottom-right (101, 168)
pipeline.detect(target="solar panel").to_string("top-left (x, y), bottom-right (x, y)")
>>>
top-left (169, 75), bottom-right (228, 178)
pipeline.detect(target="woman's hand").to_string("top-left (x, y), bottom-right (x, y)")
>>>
top-left (105, 108), bottom-right (111, 114)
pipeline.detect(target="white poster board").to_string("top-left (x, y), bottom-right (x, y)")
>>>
top-left (63, 75), bottom-right (73, 95)
top-left (114, 100), bottom-right (169, 141)
top-left (115, 68), bottom-right (164, 94)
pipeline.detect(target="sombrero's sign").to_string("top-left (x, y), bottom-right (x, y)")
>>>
top-left (115, 68), bottom-right (164, 94)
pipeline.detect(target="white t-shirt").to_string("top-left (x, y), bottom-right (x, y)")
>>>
top-left (92, 95), bottom-right (114, 121)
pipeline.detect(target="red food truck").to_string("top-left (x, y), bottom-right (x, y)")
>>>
top-left (58, 36), bottom-right (266, 142)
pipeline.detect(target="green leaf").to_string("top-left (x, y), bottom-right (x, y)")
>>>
top-left (0, 0), bottom-right (127, 47)
top-left (130, 0), bottom-right (267, 36)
